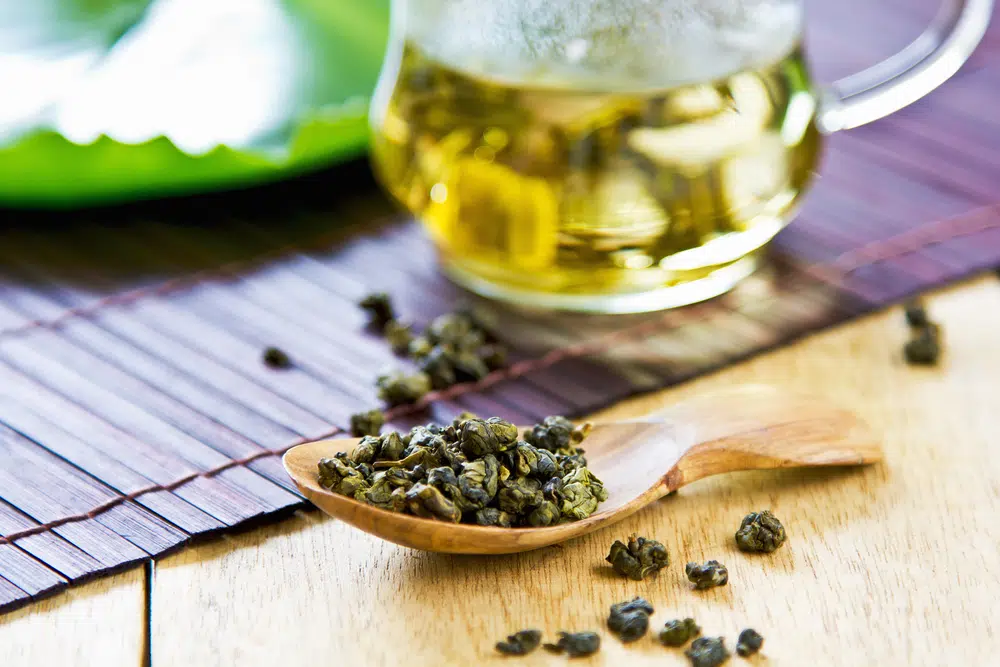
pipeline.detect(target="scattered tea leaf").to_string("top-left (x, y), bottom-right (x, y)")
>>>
top-left (544, 631), bottom-right (601, 657)
top-left (359, 292), bottom-right (396, 331)
top-left (659, 618), bottom-right (701, 647)
top-left (607, 597), bottom-right (654, 643)
top-left (376, 370), bottom-right (432, 406)
top-left (262, 346), bottom-right (291, 369)
top-left (607, 535), bottom-right (669, 580)
top-left (735, 629), bottom-right (764, 657)
top-left (904, 326), bottom-right (941, 365)
top-left (349, 409), bottom-right (385, 437)
top-left (685, 560), bottom-right (728, 590)
top-left (496, 629), bottom-right (542, 655)
top-left (685, 636), bottom-right (730, 667)
top-left (903, 300), bottom-right (929, 328)
top-left (384, 320), bottom-right (415, 355)
top-left (735, 510), bottom-right (786, 553)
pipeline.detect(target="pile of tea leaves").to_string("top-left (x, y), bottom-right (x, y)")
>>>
top-left (360, 293), bottom-right (508, 407)
top-left (317, 413), bottom-right (608, 526)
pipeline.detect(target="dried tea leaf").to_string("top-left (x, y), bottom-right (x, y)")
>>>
top-left (262, 346), bottom-right (291, 368)
top-left (735, 510), bottom-right (786, 553)
top-left (360, 292), bottom-right (395, 331)
top-left (904, 326), bottom-right (941, 365)
top-left (685, 560), bottom-right (728, 590)
top-left (607, 597), bottom-right (654, 643)
top-left (404, 483), bottom-right (461, 522)
top-left (526, 500), bottom-right (560, 527)
top-left (475, 507), bottom-right (514, 527)
top-left (419, 346), bottom-right (458, 389)
top-left (497, 476), bottom-right (543, 514)
top-left (903, 300), bottom-right (929, 328)
top-left (545, 631), bottom-right (601, 657)
top-left (376, 370), bottom-right (432, 406)
top-left (384, 320), bottom-right (415, 355)
top-left (349, 409), bottom-right (385, 437)
top-left (736, 629), bottom-right (764, 657)
top-left (685, 637), bottom-right (730, 667)
top-left (659, 618), bottom-right (701, 647)
top-left (606, 535), bottom-right (669, 580)
top-left (496, 629), bottom-right (542, 655)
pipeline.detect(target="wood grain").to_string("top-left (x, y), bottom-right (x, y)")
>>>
top-left (150, 277), bottom-right (1000, 666)
top-left (0, 569), bottom-right (143, 667)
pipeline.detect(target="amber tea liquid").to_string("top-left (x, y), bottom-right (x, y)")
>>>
top-left (370, 30), bottom-right (820, 312)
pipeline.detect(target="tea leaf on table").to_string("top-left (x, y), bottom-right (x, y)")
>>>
top-left (685, 560), bottom-right (728, 590)
top-left (735, 510), bottom-right (786, 553)
top-left (384, 320), bottom-right (415, 355)
top-left (736, 629), bottom-right (764, 657)
top-left (496, 629), bottom-right (542, 655)
top-left (544, 631), bottom-right (601, 657)
top-left (376, 370), bottom-right (432, 406)
top-left (607, 597), bottom-right (654, 643)
top-left (349, 409), bottom-right (385, 437)
top-left (659, 618), bottom-right (701, 647)
top-left (606, 535), bottom-right (669, 580)
top-left (685, 637), bottom-right (730, 667)
top-left (359, 292), bottom-right (396, 331)
top-left (262, 346), bottom-right (291, 368)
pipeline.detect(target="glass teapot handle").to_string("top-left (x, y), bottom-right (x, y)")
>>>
top-left (817, 0), bottom-right (993, 133)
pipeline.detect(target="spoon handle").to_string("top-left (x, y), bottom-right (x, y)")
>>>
top-left (655, 386), bottom-right (882, 492)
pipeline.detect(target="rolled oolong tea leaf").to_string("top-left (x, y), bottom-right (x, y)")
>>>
top-left (736, 629), bottom-right (764, 657)
top-left (524, 415), bottom-right (575, 452)
top-left (497, 476), bottom-right (543, 515)
top-left (349, 409), bottom-right (385, 437)
top-left (903, 300), bottom-right (930, 328)
top-left (659, 618), bottom-right (701, 647)
top-left (685, 637), bottom-right (730, 667)
top-left (735, 510), bottom-right (786, 553)
top-left (404, 483), bottom-right (461, 522)
top-left (350, 436), bottom-right (380, 464)
top-left (262, 346), bottom-right (291, 369)
top-left (496, 629), bottom-right (542, 656)
top-left (685, 560), bottom-right (729, 590)
top-left (426, 312), bottom-right (475, 347)
top-left (408, 335), bottom-right (433, 359)
top-left (359, 292), bottom-right (396, 331)
top-left (384, 320), bottom-right (415, 355)
top-left (607, 597), bottom-right (654, 643)
top-left (419, 346), bottom-right (458, 390)
top-left (526, 500), bottom-right (560, 527)
top-left (904, 325), bottom-right (941, 365)
top-left (559, 467), bottom-right (608, 520)
top-left (376, 370), bottom-right (432, 406)
top-left (460, 417), bottom-right (517, 457)
top-left (480, 344), bottom-right (507, 370)
top-left (544, 632), bottom-right (601, 658)
top-left (606, 535), bottom-right (669, 580)
top-left (451, 349), bottom-right (490, 382)
top-left (475, 507), bottom-right (514, 527)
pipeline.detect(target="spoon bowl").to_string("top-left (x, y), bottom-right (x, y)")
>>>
top-left (283, 385), bottom-right (881, 554)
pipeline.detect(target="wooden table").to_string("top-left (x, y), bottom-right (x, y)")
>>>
top-left (3, 276), bottom-right (998, 666)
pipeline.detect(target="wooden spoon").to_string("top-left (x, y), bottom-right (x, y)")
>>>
top-left (283, 385), bottom-right (881, 554)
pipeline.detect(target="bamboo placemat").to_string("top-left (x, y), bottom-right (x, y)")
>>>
top-left (0, 0), bottom-right (999, 613)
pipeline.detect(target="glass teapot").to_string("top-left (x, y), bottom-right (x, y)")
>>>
top-left (369, 0), bottom-right (993, 313)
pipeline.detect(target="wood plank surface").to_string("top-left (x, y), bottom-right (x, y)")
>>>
top-left (149, 276), bottom-right (1000, 666)
top-left (0, 569), bottom-right (144, 667)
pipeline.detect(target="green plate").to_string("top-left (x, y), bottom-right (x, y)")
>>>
top-left (0, 0), bottom-right (390, 208)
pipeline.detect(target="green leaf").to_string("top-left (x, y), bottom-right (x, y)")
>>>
top-left (0, 0), bottom-right (390, 207)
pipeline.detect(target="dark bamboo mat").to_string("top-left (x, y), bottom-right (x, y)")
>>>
top-left (1, 0), bottom-right (1000, 614)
